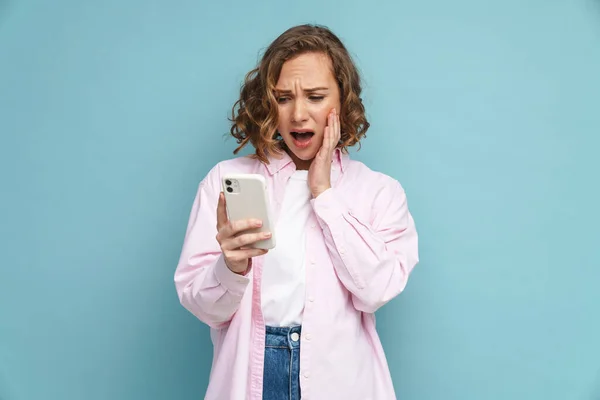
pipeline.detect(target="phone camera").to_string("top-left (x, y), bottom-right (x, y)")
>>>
top-left (225, 179), bottom-right (232, 186)
top-left (226, 187), bottom-right (233, 193)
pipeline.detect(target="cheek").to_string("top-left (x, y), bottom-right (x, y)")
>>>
top-left (313, 106), bottom-right (332, 128)
top-left (314, 97), bottom-right (340, 125)
top-left (309, 102), bottom-right (329, 118)
top-left (316, 112), bottom-right (328, 127)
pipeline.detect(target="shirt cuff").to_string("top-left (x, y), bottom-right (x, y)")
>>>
top-left (311, 187), bottom-right (346, 223)
top-left (213, 254), bottom-right (251, 297)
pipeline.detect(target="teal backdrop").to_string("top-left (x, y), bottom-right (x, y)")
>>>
top-left (1, 0), bottom-right (599, 399)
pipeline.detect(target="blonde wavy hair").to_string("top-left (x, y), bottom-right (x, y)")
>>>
top-left (229, 24), bottom-right (370, 163)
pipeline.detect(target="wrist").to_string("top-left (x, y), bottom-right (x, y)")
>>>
top-left (312, 185), bottom-right (331, 198)
top-left (226, 258), bottom-right (252, 275)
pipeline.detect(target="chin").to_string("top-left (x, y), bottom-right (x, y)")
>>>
top-left (296, 148), bottom-right (319, 160)
top-left (281, 144), bottom-right (316, 169)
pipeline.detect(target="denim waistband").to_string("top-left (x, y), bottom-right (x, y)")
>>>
top-left (265, 326), bottom-right (302, 349)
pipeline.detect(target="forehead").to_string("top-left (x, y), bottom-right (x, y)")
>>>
top-left (276, 52), bottom-right (336, 88)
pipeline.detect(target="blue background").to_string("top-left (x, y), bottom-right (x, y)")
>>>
top-left (1, 0), bottom-right (599, 399)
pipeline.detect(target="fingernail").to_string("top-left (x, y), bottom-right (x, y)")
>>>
top-left (264, 232), bottom-right (272, 238)
top-left (253, 220), bottom-right (262, 227)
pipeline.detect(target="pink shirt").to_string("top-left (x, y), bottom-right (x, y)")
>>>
top-left (174, 149), bottom-right (419, 399)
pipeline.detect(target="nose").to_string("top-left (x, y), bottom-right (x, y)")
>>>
top-left (292, 99), bottom-right (308, 123)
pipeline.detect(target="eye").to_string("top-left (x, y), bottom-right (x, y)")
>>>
top-left (309, 95), bottom-right (324, 102)
top-left (277, 97), bottom-right (290, 104)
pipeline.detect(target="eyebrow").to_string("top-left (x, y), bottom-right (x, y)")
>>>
top-left (274, 87), bottom-right (329, 94)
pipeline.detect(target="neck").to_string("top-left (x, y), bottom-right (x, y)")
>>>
top-left (286, 149), bottom-right (312, 170)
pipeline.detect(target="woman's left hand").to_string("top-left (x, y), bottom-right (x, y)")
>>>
top-left (308, 108), bottom-right (341, 198)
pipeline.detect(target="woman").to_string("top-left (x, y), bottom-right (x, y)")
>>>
top-left (174, 24), bottom-right (419, 400)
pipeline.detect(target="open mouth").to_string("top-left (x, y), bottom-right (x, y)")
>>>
top-left (290, 131), bottom-right (314, 141)
top-left (290, 131), bottom-right (314, 149)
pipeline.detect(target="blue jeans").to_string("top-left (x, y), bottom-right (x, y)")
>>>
top-left (262, 326), bottom-right (302, 400)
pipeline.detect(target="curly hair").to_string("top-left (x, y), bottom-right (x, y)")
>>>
top-left (229, 24), bottom-right (370, 163)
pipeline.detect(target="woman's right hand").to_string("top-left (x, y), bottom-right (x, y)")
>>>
top-left (215, 192), bottom-right (270, 274)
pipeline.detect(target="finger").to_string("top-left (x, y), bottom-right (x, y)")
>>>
top-left (323, 111), bottom-right (334, 154)
top-left (223, 231), bottom-right (272, 251)
top-left (216, 192), bottom-right (228, 229)
top-left (329, 109), bottom-right (338, 148)
top-left (321, 124), bottom-right (330, 156)
top-left (219, 218), bottom-right (262, 242)
top-left (224, 248), bottom-right (268, 263)
top-left (333, 109), bottom-right (341, 145)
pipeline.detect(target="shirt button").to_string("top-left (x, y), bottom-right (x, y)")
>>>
top-left (339, 247), bottom-right (345, 255)
top-left (308, 296), bottom-right (315, 302)
top-left (305, 334), bottom-right (312, 341)
top-left (290, 332), bottom-right (300, 342)
top-left (303, 371), bottom-right (310, 379)
top-left (310, 259), bottom-right (316, 265)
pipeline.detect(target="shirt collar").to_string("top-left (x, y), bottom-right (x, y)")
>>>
top-left (265, 148), bottom-right (348, 175)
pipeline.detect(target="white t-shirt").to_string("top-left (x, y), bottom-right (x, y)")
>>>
top-left (261, 170), bottom-right (311, 327)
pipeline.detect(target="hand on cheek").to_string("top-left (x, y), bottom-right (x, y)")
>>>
top-left (308, 108), bottom-right (341, 198)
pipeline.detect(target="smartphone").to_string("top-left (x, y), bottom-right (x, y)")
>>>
top-left (221, 173), bottom-right (276, 250)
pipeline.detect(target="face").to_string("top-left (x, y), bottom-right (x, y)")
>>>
top-left (274, 52), bottom-right (341, 170)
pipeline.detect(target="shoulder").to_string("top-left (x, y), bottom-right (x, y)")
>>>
top-left (212, 155), bottom-right (262, 174)
top-left (338, 158), bottom-right (411, 226)
top-left (343, 158), bottom-right (404, 195)
top-left (201, 156), bottom-right (264, 184)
